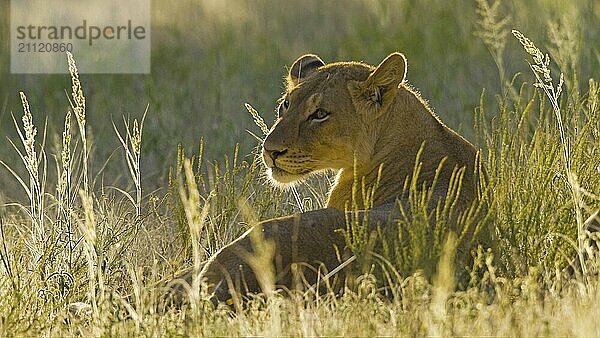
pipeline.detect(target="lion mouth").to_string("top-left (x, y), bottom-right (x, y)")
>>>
top-left (266, 165), bottom-right (310, 185)
top-left (262, 150), bottom-right (314, 184)
top-left (268, 166), bottom-right (300, 183)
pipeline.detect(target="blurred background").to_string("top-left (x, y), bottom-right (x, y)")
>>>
top-left (0, 0), bottom-right (598, 195)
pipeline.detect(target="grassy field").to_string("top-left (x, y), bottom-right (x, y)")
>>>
top-left (1, 0), bottom-right (600, 336)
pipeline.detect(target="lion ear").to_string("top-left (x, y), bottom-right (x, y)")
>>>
top-left (287, 54), bottom-right (325, 87)
top-left (363, 52), bottom-right (407, 105)
top-left (348, 52), bottom-right (407, 118)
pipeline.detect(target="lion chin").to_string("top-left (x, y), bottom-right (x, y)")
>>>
top-left (266, 167), bottom-right (307, 188)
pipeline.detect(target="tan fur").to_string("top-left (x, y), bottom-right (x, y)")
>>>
top-left (175, 53), bottom-right (482, 305)
top-left (264, 52), bottom-right (479, 211)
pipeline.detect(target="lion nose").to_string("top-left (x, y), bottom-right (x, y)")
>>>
top-left (263, 145), bottom-right (288, 167)
top-left (268, 148), bottom-right (288, 160)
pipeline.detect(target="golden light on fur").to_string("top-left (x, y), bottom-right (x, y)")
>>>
top-left (195, 52), bottom-right (485, 304)
top-left (263, 52), bottom-right (480, 211)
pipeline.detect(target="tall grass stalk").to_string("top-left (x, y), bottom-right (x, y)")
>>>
top-left (18, 93), bottom-right (43, 234)
top-left (475, 0), bottom-right (511, 91)
top-left (67, 51), bottom-right (88, 194)
top-left (0, 93), bottom-right (47, 263)
top-left (428, 232), bottom-right (457, 336)
top-left (238, 200), bottom-right (276, 298)
top-left (77, 189), bottom-right (102, 325)
top-left (178, 159), bottom-right (211, 310)
top-left (512, 30), bottom-right (588, 278)
top-left (113, 106), bottom-right (148, 216)
top-left (246, 102), bottom-right (307, 212)
top-left (56, 109), bottom-right (75, 269)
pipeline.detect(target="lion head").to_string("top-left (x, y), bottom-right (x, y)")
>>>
top-left (262, 52), bottom-right (408, 186)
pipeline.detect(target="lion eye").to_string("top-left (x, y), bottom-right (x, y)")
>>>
top-left (309, 108), bottom-right (330, 122)
top-left (277, 98), bottom-right (290, 117)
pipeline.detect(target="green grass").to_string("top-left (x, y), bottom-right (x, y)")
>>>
top-left (1, 0), bottom-right (600, 336)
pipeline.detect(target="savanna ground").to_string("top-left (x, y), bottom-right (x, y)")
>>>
top-left (1, 0), bottom-right (600, 336)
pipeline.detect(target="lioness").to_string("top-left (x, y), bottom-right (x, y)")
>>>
top-left (187, 52), bottom-right (483, 303)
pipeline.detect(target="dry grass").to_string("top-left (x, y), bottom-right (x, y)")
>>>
top-left (0, 1), bottom-right (599, 336)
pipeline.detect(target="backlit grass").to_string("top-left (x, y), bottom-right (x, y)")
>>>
top-left (0, 0), bottom-right (599, 336)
